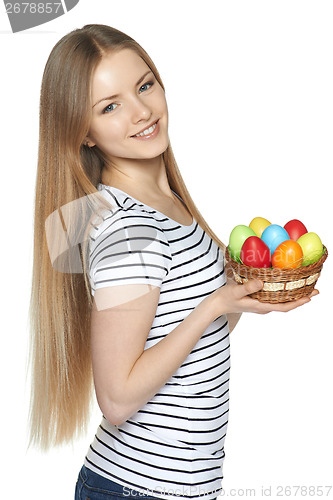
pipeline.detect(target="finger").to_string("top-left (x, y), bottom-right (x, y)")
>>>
top-left (242, 291), bottom-right (313, 314)
top-left (272, 296), bottom-right (312, 312)
top-left (281, 289), bottom-right (319, 310)
top-left (236, 279), bottom-right (263, 298)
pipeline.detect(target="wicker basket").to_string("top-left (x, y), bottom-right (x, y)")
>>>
top-left (225, 246), bottom-right (328, 303)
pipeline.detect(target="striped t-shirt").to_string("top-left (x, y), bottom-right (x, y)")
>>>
top-left (85, 184), bottom-right (230, 500)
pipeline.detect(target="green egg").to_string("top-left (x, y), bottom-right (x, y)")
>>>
top-left (228, 225), bottom-right (256, 262)
top-left (297, 232), bottom-right (324, 266)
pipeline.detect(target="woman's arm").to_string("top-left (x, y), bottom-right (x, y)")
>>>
top-left (91, 280), bottom-right (317, 426)
top-left (91, 283), bottom-right (221, 425)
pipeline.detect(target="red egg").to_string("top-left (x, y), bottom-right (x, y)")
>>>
top-left (284, 219), bottom-right (307, 241)
top-left (240, 236), bottom-right (271, 268)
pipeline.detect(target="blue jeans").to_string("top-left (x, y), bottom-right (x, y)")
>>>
top-left (75, 465), bottom-right (160, 500)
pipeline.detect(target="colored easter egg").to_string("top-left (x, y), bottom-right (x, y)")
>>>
top-left (272, 240), bottom-right (303, 269)
top-left (240, 236), bottom-right (271, 268)
top-left (249, 217), bottom-right (271, 238)
top-left (228, 225), bottom-right (256, 262)
top-left (284, 219), bottom-right (308, 241)
top-left (261, 224), bottom-right (290, 256)
top-left (297, 232), bottom-right (324, 266)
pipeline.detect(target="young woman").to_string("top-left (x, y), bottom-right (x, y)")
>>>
top-left (29, 24), bottom-right (318, 500)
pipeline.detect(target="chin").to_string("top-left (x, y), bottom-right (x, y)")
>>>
top-left (139, 139), bottom-right (170, 159)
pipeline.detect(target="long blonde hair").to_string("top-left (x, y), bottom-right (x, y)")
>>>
top-left (29, 24), bottom-right (225, 450)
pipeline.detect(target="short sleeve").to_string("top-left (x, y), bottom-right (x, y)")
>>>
top-left (89, 211), bottom-right (172, 295)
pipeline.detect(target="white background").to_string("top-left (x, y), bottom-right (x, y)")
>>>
top-left (1, 1), bottom-right (332, 498)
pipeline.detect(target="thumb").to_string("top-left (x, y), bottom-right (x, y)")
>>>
top-left (237, 279), bottom-right (263, 298)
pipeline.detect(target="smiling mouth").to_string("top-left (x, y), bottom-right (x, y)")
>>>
top-left (131, 120), bottom-right (159, 138)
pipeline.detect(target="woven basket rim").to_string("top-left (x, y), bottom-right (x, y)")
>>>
top-left (225, 245), bottom-right (328, 281)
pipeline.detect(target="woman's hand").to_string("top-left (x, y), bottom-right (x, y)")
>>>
top-left (210, 279), bottom-right (319, 318)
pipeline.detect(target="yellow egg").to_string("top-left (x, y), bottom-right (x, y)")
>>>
top-left (249, 217), bottom-right (271, 238)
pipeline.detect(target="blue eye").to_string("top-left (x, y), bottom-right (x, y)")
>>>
top-left (102, 103), bottom-right (118, 114)
top-left (139, 81), bottom-right (154, 93)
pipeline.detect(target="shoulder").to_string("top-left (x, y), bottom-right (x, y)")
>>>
top-left (90, 185), bottom-right (168, 242)
top-left (89, 185), bottom-right (171, 263)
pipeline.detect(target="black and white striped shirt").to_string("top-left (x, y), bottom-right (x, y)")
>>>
top-left (85, 185), bottom-right (230, 500)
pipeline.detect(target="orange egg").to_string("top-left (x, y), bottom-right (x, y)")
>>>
top-left (272, 240), bottom-right (303, 269)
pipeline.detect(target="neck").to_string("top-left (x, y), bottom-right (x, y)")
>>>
top-left (101, 155), bottom-right (174, 199)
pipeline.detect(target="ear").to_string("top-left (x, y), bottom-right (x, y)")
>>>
top-left (84, 137), bottom-right (96, 148)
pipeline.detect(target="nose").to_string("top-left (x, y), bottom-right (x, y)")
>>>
top-left (130, 96), bottom-right (152, 123)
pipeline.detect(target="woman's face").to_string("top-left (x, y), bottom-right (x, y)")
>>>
top-left (86, 48), bottom-right (169, 164)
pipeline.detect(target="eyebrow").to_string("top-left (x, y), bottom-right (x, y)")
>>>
top-left (92, 70), bottom-right (153, 108)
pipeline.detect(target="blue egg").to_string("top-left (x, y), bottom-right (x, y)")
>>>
top-left (261, 224), bottom-right (290, 255)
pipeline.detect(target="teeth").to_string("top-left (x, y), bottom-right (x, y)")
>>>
top-left (135, 122), bottom-right (157, 137)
